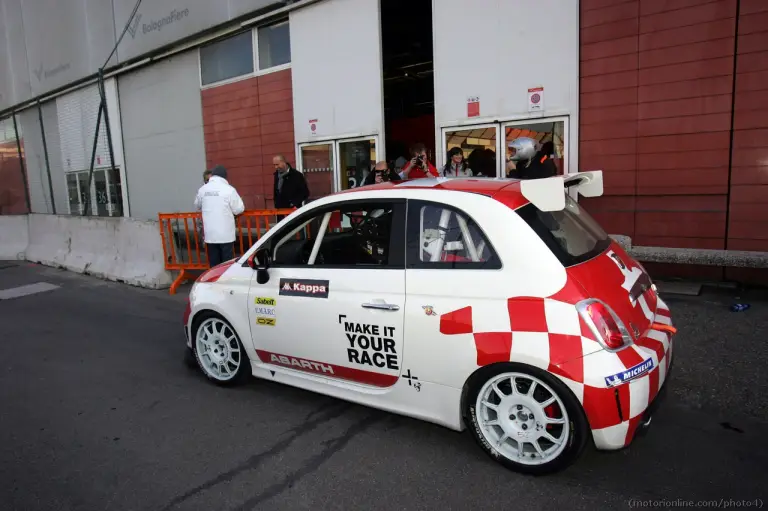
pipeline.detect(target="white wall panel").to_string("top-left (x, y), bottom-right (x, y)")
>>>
top-left (432, 0), bottom-right (579, 170)
top-left (289, 0), bottom-right (384, 144)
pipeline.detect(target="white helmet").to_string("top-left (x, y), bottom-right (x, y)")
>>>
top-left (508, 137), bottom-right (537, 162)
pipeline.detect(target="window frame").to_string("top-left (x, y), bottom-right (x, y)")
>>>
top-left (198, 18), bottom-right (292, 90)
top-left (260, 198), bottom-right (407, 270)
top-left (405, 199), bottom-right (502, 270)
top-left (198, 30), bottom-right (256, 88)
top-left (255, 18), bottom-right (292, 74)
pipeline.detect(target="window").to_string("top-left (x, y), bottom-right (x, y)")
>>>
top-left (65, 168), bottom-right (123, 217)
top-left (516, 194), bottom-right (610, 267)
top-left (406, 200), bottom-right (501, 269)
top-left (270, 201), bottom-right (405, 268)
top-left (200, 31), bottom-right (254, 86)
top-left (257, 20), bottom-right (291, 70)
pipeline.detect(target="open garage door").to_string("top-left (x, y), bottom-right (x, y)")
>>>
top-left (289, 0), bottom-right (385, 198)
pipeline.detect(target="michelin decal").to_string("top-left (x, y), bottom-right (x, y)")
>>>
top-left (605, 358), bottom-right (654, 387)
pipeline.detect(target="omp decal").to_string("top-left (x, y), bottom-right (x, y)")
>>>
top-left (256, 350), bottom-right (397, 387)
top-left (604, 358), bottom-right (654, 388)
top-left (343, 320), bottom-right (399, 370)
top-left (279, 278), bottom-right (329, 298)
top-left (256, 317), bottom-right (275, 326)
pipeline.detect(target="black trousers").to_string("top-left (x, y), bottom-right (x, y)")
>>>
top-left (207, 243), bottom-right (234, 268)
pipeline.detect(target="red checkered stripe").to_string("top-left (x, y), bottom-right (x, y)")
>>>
top-left (439, 295), bottom-right (673, 445)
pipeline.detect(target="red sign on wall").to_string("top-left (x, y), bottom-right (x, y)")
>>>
top-left (467, 96), bottom-right (480, 118)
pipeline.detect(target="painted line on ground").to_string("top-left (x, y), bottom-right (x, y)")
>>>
top-left (0, 282), bottom-right (61, 300)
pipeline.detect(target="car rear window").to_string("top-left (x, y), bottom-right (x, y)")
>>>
top-left (516, 194), bottom-right (611, 267)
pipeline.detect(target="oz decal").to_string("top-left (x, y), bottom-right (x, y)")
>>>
top-left (279, 278), bottom-right (329, 298)
top-left (339, 315), bottom-right (398, 370)
top-left (256, 317), bottom-right (275, 326)
top-left (605, 358), bottom-right (654, 387)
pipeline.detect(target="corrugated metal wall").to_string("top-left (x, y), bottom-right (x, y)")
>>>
top-left (579, 0), bottom-right (768, 282)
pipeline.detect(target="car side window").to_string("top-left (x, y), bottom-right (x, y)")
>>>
top-left (406, 200), bottom-right (501, 269)
top-left (270, 201), bottom-right (405, 268)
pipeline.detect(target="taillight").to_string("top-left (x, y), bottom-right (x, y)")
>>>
top-left (577, 299), bottom-right (633, 351)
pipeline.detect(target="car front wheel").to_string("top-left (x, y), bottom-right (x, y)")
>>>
top-left (465, 363), bottom-right (588, 475)
top-left (192, 312), bottom-right (251, 386)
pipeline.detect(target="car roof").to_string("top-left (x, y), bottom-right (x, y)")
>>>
top-left (336, 177), bottom-right (530, 209)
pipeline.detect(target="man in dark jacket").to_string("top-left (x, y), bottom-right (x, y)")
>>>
top-left (272, 155), bottom-right (310, 208)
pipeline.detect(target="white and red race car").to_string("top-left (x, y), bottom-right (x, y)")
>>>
top-left (183, 172), bottom-right (677, 475)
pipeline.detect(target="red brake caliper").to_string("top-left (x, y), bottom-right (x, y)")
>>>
top-left (544, 404), bottom-right (558, 430)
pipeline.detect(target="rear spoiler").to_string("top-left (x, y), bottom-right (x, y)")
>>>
top-left (519, 171), bottom-right (604, 212)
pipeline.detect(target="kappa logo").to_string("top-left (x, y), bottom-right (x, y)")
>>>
top-left (604, 358), bottom-right (654, 387)
top-left (279, 278), bottom-right (329, 298)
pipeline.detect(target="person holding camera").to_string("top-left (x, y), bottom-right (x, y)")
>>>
top-left (363, 161), bottom-right (401, 186)
top-left (399, 142), bottom-right (439, 180)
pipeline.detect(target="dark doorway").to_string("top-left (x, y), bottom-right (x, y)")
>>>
top-left (380, 0), bottom-right (435, 172)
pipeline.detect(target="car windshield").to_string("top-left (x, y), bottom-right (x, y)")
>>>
top-left (516, 194), bottom-right (611, 267)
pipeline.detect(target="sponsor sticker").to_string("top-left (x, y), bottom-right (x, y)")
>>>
top-left (279, 278), bottom-right (329, 298)
top-left (253, 296), bottom-right (276, 326)
top-left (605, 358), bottom-right (655, 387)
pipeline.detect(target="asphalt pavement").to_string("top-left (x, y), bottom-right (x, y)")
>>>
top-left (0, 262), bottom-right (766, 511)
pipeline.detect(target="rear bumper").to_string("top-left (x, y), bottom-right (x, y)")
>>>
top-left (590, 333), bottom-right (675, 450)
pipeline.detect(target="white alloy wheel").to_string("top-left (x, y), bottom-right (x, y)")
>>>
top-left (195, 317), bottom-right (243, 382)
top-left (475, 372), bottom-right (570, 466)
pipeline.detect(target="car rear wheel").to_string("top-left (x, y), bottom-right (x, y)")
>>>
top-left (465, 363), bottom-right (588, 475)
top-left (192, 312), bottom-right (251, 386)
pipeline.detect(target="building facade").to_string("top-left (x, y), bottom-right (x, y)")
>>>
top-left (1, 0), bottom-right (766, 281)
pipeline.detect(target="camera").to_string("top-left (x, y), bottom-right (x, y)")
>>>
top-left (415, 155), bottom-right (424, 166)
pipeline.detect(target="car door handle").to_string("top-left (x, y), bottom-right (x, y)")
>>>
top-left (361, 302), bottom-right (400, 311)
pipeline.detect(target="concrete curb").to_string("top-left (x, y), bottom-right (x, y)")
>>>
top-left (8, 214), bottom-right (172, 289)
top-left (610, 234), bottom-right (768, 269)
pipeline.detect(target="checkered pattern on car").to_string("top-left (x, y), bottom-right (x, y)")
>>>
top-left (439, 295), bottom-right (673, 446)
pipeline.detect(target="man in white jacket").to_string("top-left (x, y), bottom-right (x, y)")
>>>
top-left (194, 165), bottom-right (245, 267)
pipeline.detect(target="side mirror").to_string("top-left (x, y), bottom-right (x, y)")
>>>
top-left (249, 248), bottom-right (271, 270)
top-left (250, 248), bottom-right (272, 285)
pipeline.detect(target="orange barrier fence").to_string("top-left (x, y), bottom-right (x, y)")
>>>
top-left (158, 209), bottom-right (295, 294)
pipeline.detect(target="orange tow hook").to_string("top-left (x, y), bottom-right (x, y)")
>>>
top-left (652, 322), bottom-right (677, 335)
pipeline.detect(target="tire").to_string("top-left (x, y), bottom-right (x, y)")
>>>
top-left (191, 311), bottom-right (252, 386)
top-left (464, 363), bottom-right (588, 475)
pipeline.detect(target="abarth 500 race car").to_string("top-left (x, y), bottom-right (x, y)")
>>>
top-left (183, 172), bottom-right (677, 475)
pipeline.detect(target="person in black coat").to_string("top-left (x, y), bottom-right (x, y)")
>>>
top-left (272, 155), bottom-right (310, 209)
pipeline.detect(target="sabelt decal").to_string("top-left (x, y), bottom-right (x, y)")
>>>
top-left (279, 279), bottom-right (329, 298)
top-left (605, 358), bottom-right (654, 387)
top-left (256, 350), bottom-right (398, 387)
top-left (253, 296), bottom-right (276, 326)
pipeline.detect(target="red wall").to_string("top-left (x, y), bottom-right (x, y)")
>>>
top-left (201, 69), bottom-right (295, 210)
top-left (0, 140), bottom-right (28, 215)
top-left (579, 0), bottom-right (768, 283)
